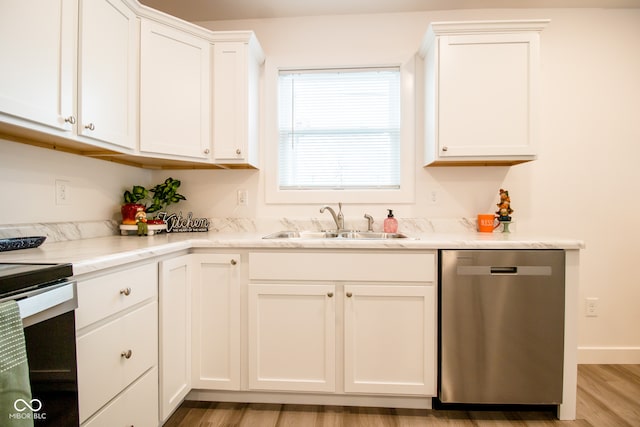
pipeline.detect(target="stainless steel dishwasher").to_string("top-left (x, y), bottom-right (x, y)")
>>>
top-left (439, 250), bottom-right (565, 405)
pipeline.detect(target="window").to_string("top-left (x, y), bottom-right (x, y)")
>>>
top-left (278, 68), bottom-right (401, 191)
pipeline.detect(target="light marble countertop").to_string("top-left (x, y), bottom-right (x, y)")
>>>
top-left (0, 231), bottom-right (584, 276)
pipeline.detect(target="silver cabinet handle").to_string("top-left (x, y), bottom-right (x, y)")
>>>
top-left (346, 292), bottom-right (353, 298)
top-left (230, 259), bottom-right (237, 265)
top-left (121, 349), bottom-right (132, 359)
top-left (120, 287), bottom-right (131, 296)
top-left (64, 116), bottom-right (76, 124)
top-left (84, 123), bottom-right (95, 131)
top-left (442, 146), bottom-right (448, 152)
top-left (204, 148), bottom-right (210, 154)
top-left (236, 149), bottom-right (242, 155)
top-left (327, 292), bottom-right (334, 298)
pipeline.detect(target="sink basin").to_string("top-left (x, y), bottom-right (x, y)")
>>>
top-left (262, 230), bottom-right (409, 240)
top-left (261, 231), bottom-right (332, 239)
top-left (335, 231), bottom-right (408, 239)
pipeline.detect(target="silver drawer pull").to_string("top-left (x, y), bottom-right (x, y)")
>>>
top-left (84, 123), bottom-right (95, 131)
top-left (64, 115), bottom-right (76, 124)
top-left (121, 349), bottom-right (132, 359)
top-left (120, 287), bottom-right (132, 296)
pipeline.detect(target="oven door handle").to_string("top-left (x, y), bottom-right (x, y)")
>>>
top-left (18, 281), bottom-right (77, 327)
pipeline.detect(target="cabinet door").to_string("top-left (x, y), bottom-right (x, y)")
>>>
top-left (212, 41), bottom-right (261, 167)
top-left (0, 0), bottom-right (75, 131)
top-left (248, 284), bottom-right (336, 392)
top-left (78, 0), bottom-right (137, 149)
top-left (159, 255), bottom-right (192, 422)
top-left (77, 301), bottom-right (157, 423)
top-left (212, 42), bottom-right (248, 163)
top-left (437, 32), bottom-right (538, 158)
top-left (140, 19), bottom-right (211, 159)
top-left (344, 284), bottom-right (435, 395)
top-left (191, 253), bottom-right (241, 390)
top-left (82, 366), bottom-right (158, 427)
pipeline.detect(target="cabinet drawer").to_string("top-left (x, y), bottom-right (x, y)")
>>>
top-left (249, 252), bottom-right (436, 282)
top-left (76, 263), bottom-right (157, 329)
top-left (82, 366), bottom-right (158, 427)
top-left (77, 301), bottom-right (158, 423)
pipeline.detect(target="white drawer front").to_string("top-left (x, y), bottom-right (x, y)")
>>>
top-left (77, 301), bottom-right (158, 423)
top-left (82, 366), bottom-right (158, 427)
top-left (76, 263), bottom-right (157, 329)
top-left (249, 252), bottom-right (436, 282)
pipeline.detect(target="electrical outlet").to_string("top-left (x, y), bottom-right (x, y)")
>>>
top-left (55, 179), bottom-right (71, 206)
top-left (429, 190), bottom-right (439, 205)
top-left (585, 297), bottom-right (599, 317)
top-left (237, 189), bottom-right (248, 206)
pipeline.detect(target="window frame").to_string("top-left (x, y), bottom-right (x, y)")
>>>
top-left (265, 60), bottom-right (416, 205)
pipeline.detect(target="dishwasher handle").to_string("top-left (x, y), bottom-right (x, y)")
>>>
top-left (490, 266), bottom-right (518, 275)
top-left (457, 266), bottom-right (552, 276)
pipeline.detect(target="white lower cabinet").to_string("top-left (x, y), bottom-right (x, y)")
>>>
top-left (82, 366), bottom-right (158, 427)
top-left (248, 283), bottom-right (336, 392)
top-left (75, 263), bottom-right (158, 426)
top-left (344, 284), bottom-right (435, 395)
top-left (247, 251), bottom-right (437, 397)
top-left (159, 255), bottom-right (192, 423)
top-left (191, 253), bottom-right (241, 390)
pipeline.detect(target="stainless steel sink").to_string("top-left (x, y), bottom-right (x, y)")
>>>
top-left (336, 231), bottom-right (408, 239)
top-left (262, 230), bottom-right (409, 240)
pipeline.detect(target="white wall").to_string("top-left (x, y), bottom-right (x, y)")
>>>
top-left (181, 8), bottom-right (639, 362)
top-left (0, 138), bottom-right (151, 224)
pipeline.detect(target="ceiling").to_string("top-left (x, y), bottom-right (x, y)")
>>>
top-left (139, 0), bottom-right (640, 22)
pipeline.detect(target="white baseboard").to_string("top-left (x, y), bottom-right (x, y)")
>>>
top-left (186, 389), bottom-right (432, 410)
top-left (578, 346), bottom-right (640, 364)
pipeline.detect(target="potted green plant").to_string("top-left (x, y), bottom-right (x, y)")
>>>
top-left (121, 178), bottom-right (186, 224)
top-left (121, 185), bottom-right (148, 225)
top-left (146, 177), bottom-right (187, 214)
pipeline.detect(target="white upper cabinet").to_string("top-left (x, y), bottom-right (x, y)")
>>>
top-left (419, 20), bottom-right (549, 166)
top-left (78, 0), bottom-right (137, 150)
top-left (0, 1), bottom-right (264, 168)
top-left (212, 38), bottom-right (264, 168)
top-left (139, 18), bottom-right (211, 160)
top-left (0, 0), bottom-right (75, 131)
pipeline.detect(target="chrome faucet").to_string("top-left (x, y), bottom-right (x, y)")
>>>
top-left (320, 202), bottom-right (344, 231)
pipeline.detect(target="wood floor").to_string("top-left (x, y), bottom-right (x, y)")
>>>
top-left (164, 365), bottom-right (640, 427)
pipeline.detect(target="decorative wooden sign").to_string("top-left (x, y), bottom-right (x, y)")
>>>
top-left (156, 212), bottom-right (210, 233)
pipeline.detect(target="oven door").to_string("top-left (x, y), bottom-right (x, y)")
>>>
top-left (17, 281), bottom-right (79, 426)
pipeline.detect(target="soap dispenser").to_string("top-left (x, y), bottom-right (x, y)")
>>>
top-left (383, 209), bottom-right (398, 233)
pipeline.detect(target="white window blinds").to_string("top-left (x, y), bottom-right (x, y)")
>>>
top-left (278, 68), bottom-right (401, 190)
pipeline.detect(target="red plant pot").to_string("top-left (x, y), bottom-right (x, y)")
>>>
top-left (121, 203), bottom-right (145, 225)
